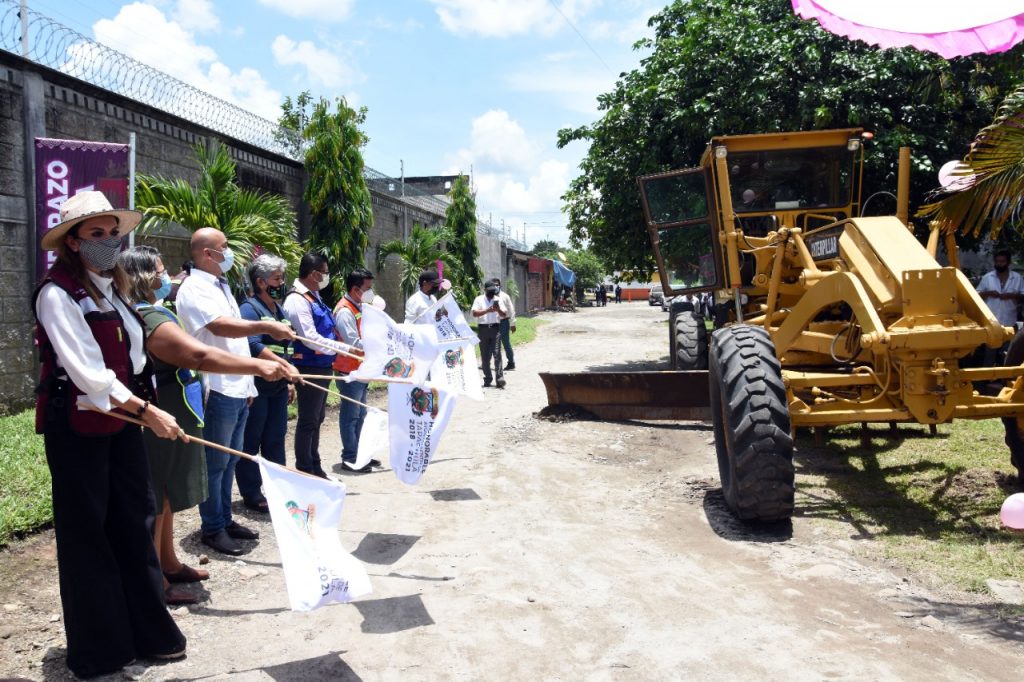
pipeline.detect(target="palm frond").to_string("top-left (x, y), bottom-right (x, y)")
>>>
top-left (919, 83), bottom-right (1024, 239)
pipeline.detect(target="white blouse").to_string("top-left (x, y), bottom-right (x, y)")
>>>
top-left (35, 270), bottom-right (147, 411)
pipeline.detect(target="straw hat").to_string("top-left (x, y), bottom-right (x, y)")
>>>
top-left (40, 191), bottom-right (142, 251)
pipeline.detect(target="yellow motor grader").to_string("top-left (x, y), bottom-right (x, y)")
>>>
top-left (625, 128), bottom-right (1024, 522)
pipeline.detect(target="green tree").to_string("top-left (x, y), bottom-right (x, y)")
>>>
top-left (558, 0), bottom-right (1024, 271)
top-left (285, 95), bottom-right (373, 303)
top-left (377, 223), bottom-right (460, 302)
top-left (564, 248), bottom-right (607, 299)
top-left (444, 174), bottom-right (485, 307)
top-left (135, 142), bottom-right (301, 290)
top-left (275, 90), bottom-right (313, 158)
top-left (530, 239), bottom-right (561, 258)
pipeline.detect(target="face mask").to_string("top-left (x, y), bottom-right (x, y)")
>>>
top-left (267, 283), bottom-right (287, 300)
top-left (485, 288), bottom-right (498, 298)
top-left (154, 272), bottom-right (172, 300)
top-left (318, 272), bottom-right (331, 289)
top-left (78, 235), bottom-right (124, 271)
top-left (211, 247), bottom-right (234, 274)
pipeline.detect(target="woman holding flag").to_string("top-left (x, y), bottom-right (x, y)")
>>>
top-left (117, 246), bottom-right (292, 596)
top-left (32, 192), bottom-right (186, 677)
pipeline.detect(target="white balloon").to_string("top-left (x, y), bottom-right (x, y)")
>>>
top-left (938, 160), bottom-right (974, 191)
top-left (440, 278), bottom-right (452, 291)
top-left (372, 296), bottom-right (387, 310)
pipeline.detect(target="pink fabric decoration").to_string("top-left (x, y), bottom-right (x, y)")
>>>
top-left (792, 0), bottom-right (1024, 58)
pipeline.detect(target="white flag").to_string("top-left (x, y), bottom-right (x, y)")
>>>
top-left (354, 406), bottom-right (389, 469)
top-left (387, 382), bottom-right (456, 485)
top-left (420, 293), bottom-right (478, 348)
top-left (258, 459), bottom-right (372, 611)
top-left (350, 306), bottom-right (440, 384)
top-left (429, 342), bottom-right (483, 400)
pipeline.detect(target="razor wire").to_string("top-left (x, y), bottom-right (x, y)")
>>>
top-left (0, 1), bottom-right (530, 251)
top-left (0, 0), bottom-right (303, 159)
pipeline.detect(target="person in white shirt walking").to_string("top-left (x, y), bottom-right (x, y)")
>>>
top-left (491, 277), bottom-right (518, 370)
top-left (471, 281), bottom-right (509, 388)
top-left (977, 249), bottom-right (1024, 365)
top-left (175, 228), bottom-right (295, 556)
top-left (405, 269), bottom-right (440, 323)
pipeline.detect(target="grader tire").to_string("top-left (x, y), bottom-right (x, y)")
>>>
top-left (709, 325), bottom-right (794, 522)
top-left (673, 311), bottom-right (708, 371)
top-left (1001, 328), bottom-right (1024, 479)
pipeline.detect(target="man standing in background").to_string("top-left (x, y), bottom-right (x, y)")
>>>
top-left (472, 281), bottom-right (508, 388)
top-left (491, 277), bottom-right (517, 371)
top-left (405, 269), bottom-right (440, 323)
top-left (977, 249), bottom-right (1024, 365)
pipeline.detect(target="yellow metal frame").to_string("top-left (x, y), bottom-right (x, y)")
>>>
top-left (641, 128), bottom-right (1024, 430)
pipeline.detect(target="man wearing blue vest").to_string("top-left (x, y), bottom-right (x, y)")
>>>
top-left (283, 252), bottom-right (342, 478)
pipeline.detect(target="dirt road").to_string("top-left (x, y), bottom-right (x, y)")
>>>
top-left (3, 303), bottom-right (1024, 680)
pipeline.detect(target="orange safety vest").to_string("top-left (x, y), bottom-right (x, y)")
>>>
top-left (332, 297), bottom-right (362, 374)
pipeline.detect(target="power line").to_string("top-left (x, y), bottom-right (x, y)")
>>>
top-left (546, 0), bottom-right (612, 73)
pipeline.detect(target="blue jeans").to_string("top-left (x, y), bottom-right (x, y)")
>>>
top-left (236, 385), bottom-right (289, 502)
top-left (198, 391), bottom-right (248, 535)
top-left (339, 379), bottom-right (369, 463)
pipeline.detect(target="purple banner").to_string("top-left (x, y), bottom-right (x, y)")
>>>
top-left (35, 138), bottom-right (130, 280)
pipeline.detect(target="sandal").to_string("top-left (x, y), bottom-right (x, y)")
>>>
top-left (164, 564), bottom-right (209, 584)
top-left (164, 586), bottom-right (198, 606)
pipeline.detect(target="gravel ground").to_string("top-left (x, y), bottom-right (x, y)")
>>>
top-left (2, 302), bottom-right (1023, 681)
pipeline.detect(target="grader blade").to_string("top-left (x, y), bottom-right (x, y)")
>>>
top-left (539, 371), bottom-right (710, 421)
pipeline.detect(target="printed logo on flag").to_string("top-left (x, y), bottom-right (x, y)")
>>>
top-left (388, 382), bottom-right (455, 485)
top-left (383, 356), bottom-right (414, 378)
top-left (443, 348), bottom-right (462, 369)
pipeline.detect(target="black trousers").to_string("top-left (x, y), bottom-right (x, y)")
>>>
top-left (44, 402), bottom-right (185, 678)
top-left (478, 324), bottom-right (504, 384)
top-left (294, 364), bottom-right (332, 472)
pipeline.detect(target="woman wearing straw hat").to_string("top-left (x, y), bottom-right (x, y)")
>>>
top-left (33, 191), bottom-right (187, 677)
top-left (117, 245), bottom-right (292, 604)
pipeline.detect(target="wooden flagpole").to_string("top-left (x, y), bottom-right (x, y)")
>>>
top-left (81, 404), bottom-right (327, 481)
top-left (293, 334), bottom-right (364, 361)
top-left (299, 378), bottom-right (378, 411)
top-left (292, 373), bottom-right (411, 385)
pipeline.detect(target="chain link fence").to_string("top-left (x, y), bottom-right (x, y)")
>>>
top-left (0, 0), bottom-right (529, 252)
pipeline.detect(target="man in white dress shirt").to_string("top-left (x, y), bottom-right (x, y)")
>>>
top-left (175, 228), bottom-right (295, 556)
top-left (491, 277), bottom-right (517, 371)
top-left (405, 269), bottom-right (440, 323)
top-left (977, 249), bottom-right (1024, 366)
top-left (471, 281), bottom-right (508, 388)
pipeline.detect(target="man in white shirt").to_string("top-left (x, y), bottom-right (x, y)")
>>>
top-left (491, 277), bottom-right (518, 371)
top-left (283, 252), bottom-right (349, 478)
top-left (471, 281), bottom-right (508, 388)
top-left (176, 228), bottom-right (295, 556)
top-left (977, 249), bottom-right (1024, 365)
top-left (405, 269), bottom-right (440, 323)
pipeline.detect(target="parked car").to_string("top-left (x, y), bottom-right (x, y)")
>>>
top-left (661, 295), bottom-right (674, 312)
top-left (648, 285), bottom-right (664, 306)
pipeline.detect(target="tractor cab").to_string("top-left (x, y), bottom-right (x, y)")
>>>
top-left (638, 128), bottom-right (866, 305)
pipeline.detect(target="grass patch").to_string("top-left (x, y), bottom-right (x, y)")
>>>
top-left (510, 316), bottom-right (546, 346)
top-left (796, 419), bottom-right (1024, 592)
top-left (0, 411), bottom-right (51, 547)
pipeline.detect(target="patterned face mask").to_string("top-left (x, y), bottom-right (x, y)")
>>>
top-left (78, 235), bottom-right (124, 271)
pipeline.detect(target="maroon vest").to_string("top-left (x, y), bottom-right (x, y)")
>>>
top-left (33, 262), bottom-right (150, 436)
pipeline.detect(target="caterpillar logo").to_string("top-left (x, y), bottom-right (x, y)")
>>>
top-left (806, 229), bottom-right (842, 261)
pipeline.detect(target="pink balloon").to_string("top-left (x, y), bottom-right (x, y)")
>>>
top-left (1000, 493), bottom-right (1024, 530)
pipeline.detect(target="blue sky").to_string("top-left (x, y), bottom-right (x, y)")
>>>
top-left (29, 0), bottom-right (660, 246)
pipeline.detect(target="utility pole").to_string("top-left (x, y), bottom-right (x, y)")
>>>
top-left (400, 159), bottom-right (405, 197)
top-left (20, 0), bottom-right (29, 57)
